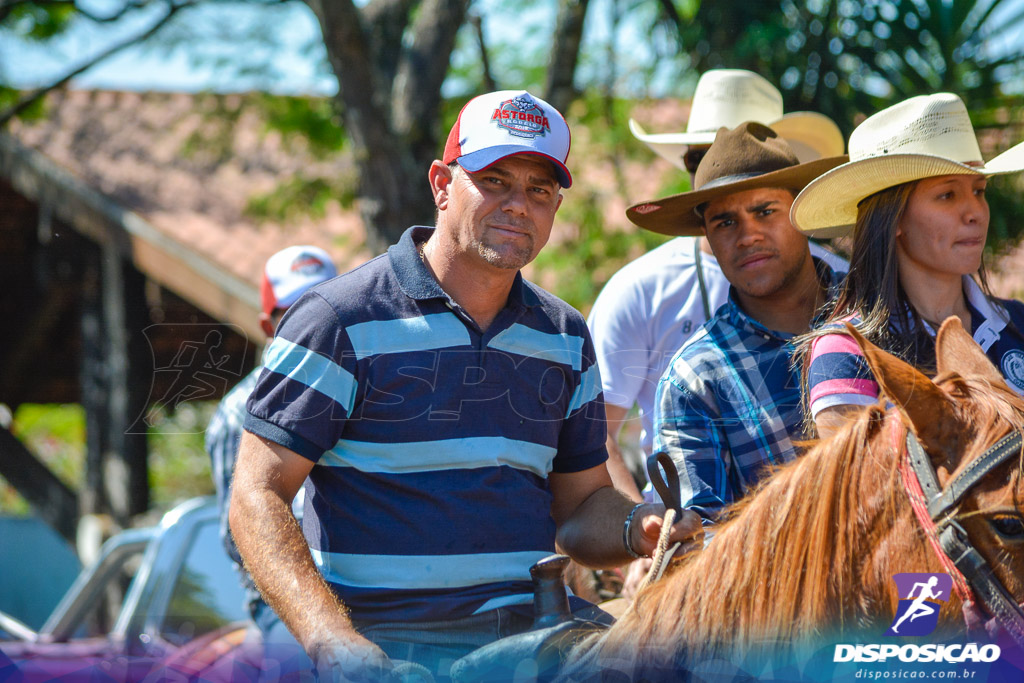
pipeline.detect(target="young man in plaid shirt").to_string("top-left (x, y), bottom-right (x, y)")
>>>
top-left (625, 121), bottom-right (847, 525)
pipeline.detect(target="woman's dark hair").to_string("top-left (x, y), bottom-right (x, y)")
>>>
top-left (829, 182), bottom-right (936, 367)
top-left (794, 178), bottom-right (1003, 430)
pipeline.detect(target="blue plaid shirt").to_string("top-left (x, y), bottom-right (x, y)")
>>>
top-left (653, 259), bottom-right (842, 522)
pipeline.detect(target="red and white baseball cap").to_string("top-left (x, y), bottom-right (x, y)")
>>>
top-left (260, 245), bottom-right (337, 316)
top-left (443, 90), bottom-right (572, 187)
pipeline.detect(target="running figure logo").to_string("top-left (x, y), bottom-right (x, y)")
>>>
top-left (885, 573), bottom-right (952, 636)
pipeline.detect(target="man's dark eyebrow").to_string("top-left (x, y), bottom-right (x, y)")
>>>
top-left (747, 200), bottom-right (779, 213)
top-left (706, 208), bottom-right (736, 224)
top-left (479, 166), bottom-right (513, 178)
top-left (527, 173), bottom-right (558, 188)
top-left (473, 165), bottom-right (557, 187)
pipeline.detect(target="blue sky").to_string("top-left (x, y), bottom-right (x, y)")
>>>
top-left (1, 2), bottom-right (336, 94)
top-left (2, 0), bottom-right (1022, 97)
top-left (2, 0), bottom-right (581, 95)
top-left (0, 0), bottom-right (671, 96)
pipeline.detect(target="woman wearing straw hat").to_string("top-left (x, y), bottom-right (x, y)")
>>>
top-left (790, 93), bottom-right (1024, 439)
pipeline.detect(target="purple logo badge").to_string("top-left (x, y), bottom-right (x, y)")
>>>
top-left (884, 573), bottom-right (952, 637)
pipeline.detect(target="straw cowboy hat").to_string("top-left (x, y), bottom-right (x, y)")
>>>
top-left (627, 122), bottom-right (848, 236)
top-left (629, 69), bottom-right (846, 167)
top-left (791, 92), bottom-right (1024, 238)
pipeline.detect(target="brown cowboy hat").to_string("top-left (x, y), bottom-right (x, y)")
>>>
top-left (626, 122), bottom-right (848, 237)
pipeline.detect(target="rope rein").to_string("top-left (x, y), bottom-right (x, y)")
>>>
top-left (636, 508), bottom-right (681, 594)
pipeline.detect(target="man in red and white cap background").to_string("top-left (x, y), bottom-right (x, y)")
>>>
top-left (205, 245), bottom-right (337, 661)
top-left (229, 90), bottom-right (702, 680)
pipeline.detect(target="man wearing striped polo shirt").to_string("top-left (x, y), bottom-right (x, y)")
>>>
top-left (229, 90), bottom-right (700, 681)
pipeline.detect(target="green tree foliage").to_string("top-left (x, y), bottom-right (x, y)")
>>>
top-left (256, 93), bottom-right (347, 159)
top-left (2, 403), bottom-right (214, 515)
top-left (648, 0), bottom-right (1024, 128)
top-left (1, 404), bottom-right (83, 515)
top-left (0, 0), bottom-right (77, 114)
top-left (532, 91), bottom-right (678, 312)
top-left (641, 0), bottom-right (1024, 251)
top-left (242, 93), bottom-right (357, 221)
top-left (0, 0), bottom-right (77, 38)
top-left (145, 402), bottom-right (215, 508)
top-left (533, 195), bottom-right (670, 314)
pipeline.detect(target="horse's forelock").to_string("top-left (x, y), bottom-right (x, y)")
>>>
top-left (933, 373), bottom-right (1024, 607)
top-left (939, 373), bottom-right (1024, 474)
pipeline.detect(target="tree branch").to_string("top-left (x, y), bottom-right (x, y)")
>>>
top-left (390, 0), bottom-right (471, 155)
top-left (0, 1), bottom-right (194, 129)
top-left (361, 0), bottom-right (415, 86)
top-left (304, 0), bottom-right (425, 250)
top-left (304, 0), bottom-right (391, 148)
top-left (469, 13), bottom-right (497, 92)
top-left (655, 0), bottom-right (684, 36)
top-left (544, 0), bottom-right (590, 114)
top-left (0, 0), bottom-right (147, 24)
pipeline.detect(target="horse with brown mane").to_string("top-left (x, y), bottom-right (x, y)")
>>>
top-left (563, 317), bottom-right (1024, 679)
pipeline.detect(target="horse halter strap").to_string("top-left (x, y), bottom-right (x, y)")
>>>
top-left (896, 419), bottom-right (1024, 647)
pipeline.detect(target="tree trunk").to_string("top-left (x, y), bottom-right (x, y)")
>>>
top-left (544, 0), bottom-right (591, 115)
top-left (305, 0), bottom-right (473, 254)
top-left (391, 0), bottom-right (471, 165)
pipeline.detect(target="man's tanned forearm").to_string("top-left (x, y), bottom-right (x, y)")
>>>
top-left (229, 433), bottom-right (362, 656)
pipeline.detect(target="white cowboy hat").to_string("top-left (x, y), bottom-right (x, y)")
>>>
top-left (629, 69), bottom-right (845, 166)
top-left (791, 92), bottom-right (1024, 238)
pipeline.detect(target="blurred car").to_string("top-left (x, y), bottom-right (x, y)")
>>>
top-left (0, 497), bottom-right (258, 681)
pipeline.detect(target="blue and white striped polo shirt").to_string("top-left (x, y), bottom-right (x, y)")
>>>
top-left (245, 227), bottom-right (608, 623)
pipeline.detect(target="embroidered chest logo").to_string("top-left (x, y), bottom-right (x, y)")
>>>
top-left (1000, 349), bottom-right (1024, 391)
top-left (884, 572), bottom-right (952, 637)
top-left (491, 94), bottom-right (550, 139)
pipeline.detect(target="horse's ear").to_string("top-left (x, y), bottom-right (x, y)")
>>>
top-left (935, 316), bottom-right (1004, 382)
top-left (843, 323), bottom-right (956, 449)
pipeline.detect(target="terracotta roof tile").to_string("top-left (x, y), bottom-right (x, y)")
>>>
top-left (10, 88), bottom-right (1024, 320)
top-left (9, 90), bottom-right (689, 302)
top-left (10, 89), bottom-right (373, 294)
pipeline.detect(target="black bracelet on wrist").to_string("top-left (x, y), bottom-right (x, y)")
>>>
top-left (622, 503), bottom-right (646, 559)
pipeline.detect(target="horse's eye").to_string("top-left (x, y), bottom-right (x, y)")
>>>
top-left (989, 515), bottom-right (1024, 541)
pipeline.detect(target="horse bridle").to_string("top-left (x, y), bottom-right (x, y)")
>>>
top-left (901, 423), bottom-right (1024, 648)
